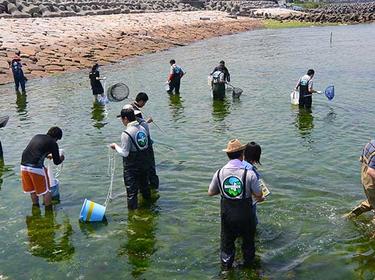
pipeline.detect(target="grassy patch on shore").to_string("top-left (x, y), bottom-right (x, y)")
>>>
top-left (292, 1), bottom-right (324, 9)
top-left (262, 19), bottom-right (337, 29)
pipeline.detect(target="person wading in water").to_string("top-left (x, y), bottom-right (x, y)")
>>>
top-left (208, 139), bottom-right (264, 269)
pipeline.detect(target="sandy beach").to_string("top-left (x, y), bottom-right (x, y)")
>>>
top-left (0, 11), bottom-right (262, 85)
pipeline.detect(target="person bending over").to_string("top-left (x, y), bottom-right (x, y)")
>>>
top-left (21, 127), bottom-right (65, 207)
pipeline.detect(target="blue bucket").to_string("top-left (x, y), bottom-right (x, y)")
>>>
top-left (79, 199), bottom-right (106, 222)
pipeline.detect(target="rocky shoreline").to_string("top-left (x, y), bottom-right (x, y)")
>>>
top-left (259, 2), bottom-right (375, 24)
top-left (0, 11), bottom-right (262, 85)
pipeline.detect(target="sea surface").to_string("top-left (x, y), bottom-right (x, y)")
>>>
top-left (0, 23), bottom-right (374, 279)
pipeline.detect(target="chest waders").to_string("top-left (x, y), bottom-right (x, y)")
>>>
top-left (216, 169), bottom-right (256, 269)
top-left (350, 150), bottom-right (375, 216)
top-left (299, 79), bottom-right (312, 108)
top-left (123, 131), bottom-right (150, 210)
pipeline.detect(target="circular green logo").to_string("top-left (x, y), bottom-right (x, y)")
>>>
top-left (223, 176), bottom-right (243, 198)
top-left (136, 131), bottom-right (147, 148)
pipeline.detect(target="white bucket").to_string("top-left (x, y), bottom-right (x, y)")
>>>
top-left (290, 90), bottom-right (299, 105)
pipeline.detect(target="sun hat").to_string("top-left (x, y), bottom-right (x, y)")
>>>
top-left (222, 139), bottom-right (246, 153)
top-left (122, 104), bottom-right (142, 116)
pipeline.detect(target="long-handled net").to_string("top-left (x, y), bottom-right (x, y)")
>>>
top-left (226, 83), bottom-right (243, 98)
top-left (324, 85), bottom-right (334, 101)
top-left (107, 83), bottom-right (130, 102)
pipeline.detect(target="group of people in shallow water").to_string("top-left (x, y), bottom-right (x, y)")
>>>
top-left (7, 53), bottom-right (374, 270)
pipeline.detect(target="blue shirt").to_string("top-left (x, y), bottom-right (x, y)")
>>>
top-left (362, 140), bottom-right (375, 169)
top-left (242, 160), bottom-right (260, 180)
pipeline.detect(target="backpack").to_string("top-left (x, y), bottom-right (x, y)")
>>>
top-left (212, 70), bottom-right (224, 84)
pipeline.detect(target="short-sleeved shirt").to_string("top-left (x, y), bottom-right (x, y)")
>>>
top-left (208, 159), bottom-right (261, 199)
top-left (297, 75), bottom-right (313, 96)
top-left (169, 64), bottom-right (184, 80)
top-left (362, 140), bottom-right (375, 169)
top-left (21, 134), bottom-right (62, 168)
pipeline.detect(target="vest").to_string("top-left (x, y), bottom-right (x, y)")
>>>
top-left (216, 168), bottom-right (251, 202)
top-left (360, 148), bottom-right (375, 189)
top-left (299, 76), bottom-right (311, 98)
top-left (123, 125), bottom-right (149, 170)
top-left (212, 70), bottom-right (225, 84)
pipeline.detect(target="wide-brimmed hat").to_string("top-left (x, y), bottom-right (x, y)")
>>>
top-left (222, 139), bottom-right (246, 153)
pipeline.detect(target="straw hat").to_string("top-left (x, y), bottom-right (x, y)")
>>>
top-left (222, 139), bottom-right (246, 153)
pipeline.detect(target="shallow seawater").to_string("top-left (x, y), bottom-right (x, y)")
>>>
top-left (0, 23), bottom-right (375, 279)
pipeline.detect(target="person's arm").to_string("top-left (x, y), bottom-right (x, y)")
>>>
top-left (308, 80), bottom-right (317, 93)
top-left (110, 132), bottom-right (130, 157)
top-left (367, 167), bottom-right (375, 179)
top-left (249, 173), bottom-right (264, 202)
top-left (226, 68), bottom-right (230, 83)
top-left (210, 67), bottom-right (218, 76)
top-left (295, 78), bottom-right (301, 90)
top-left (208, 171), bottom-right (220, 196)
top-left (51, 142), bottom-right (64, 165)
top-left (167, 66), bottom-right (174, 82)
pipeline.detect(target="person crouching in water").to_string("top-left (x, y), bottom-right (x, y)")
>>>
top-left (167, 59), bottom-right (184, 94)
top-left (89, 63), bottom-right (106, 102)
top-left (21, 127), bottom-right (65, 208)
top-left (243, 142), bottom-right (262, 225)
top-left (208, 139), bottom-right (264, 269)
top-left (110, 108), bottom-right (151, 210)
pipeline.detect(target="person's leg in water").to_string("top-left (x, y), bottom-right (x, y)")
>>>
top-left (167, 82), bottom-right (175, 94)
top-left (43, 191), bottom-right (52, 207)
top-left (347, 187), bottom-right (375, 217)
top-left (124, 167), bottom-right (139, 210)
top-left (174, 79), bottom-right (181, 94)
top-left (221, 216), bottom-right (237, 270)
top-left (138, 169), bottom-right (151, 201)
top-left (148, 145), bottom-right (159, 189)
top-left (241, 217), bottom-right (256, 267)
top-left (14, 76), bottom-right (21, 93)
top-left (30, 192), bottom-right (39, 206)
top-left (20, 76), bottom-right (26, 94)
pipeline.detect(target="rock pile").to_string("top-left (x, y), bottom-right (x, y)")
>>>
top-left (259, 2), bottom-right (375, 24)
top-left (0, 0), bottom-right (199, 18)
top-left (203, 0), bottom-right (278, 16)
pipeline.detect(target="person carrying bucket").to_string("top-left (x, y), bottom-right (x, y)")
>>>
top-left (295, 69), bottom-right (320, 109)
top-left (110, 108), bottom-right (151, 210)
top-left (346, 140), bottom-right (375, 218)
top-left (208, 139), bottom-right (264, 269)
top-left (20, 127), bottom-right (65, 208)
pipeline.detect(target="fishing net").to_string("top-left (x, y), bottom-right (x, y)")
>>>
top-left (325, 85), bottom-right (334, 101)
top-left (107, 83), bottom-right (130, 102)
top-left (227, 84), bottom-right (243, 98)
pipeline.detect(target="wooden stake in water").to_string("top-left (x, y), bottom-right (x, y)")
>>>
top-left (330, 32), bottom-right (333, 48)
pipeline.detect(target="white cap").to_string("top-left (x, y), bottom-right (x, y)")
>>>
top-left (122, 104), bottom-right (141, 116)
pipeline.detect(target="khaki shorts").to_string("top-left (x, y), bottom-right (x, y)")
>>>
top-left (21, 165), bottom-right (50, 196)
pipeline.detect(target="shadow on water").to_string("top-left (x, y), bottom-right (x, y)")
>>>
top-left (118, 199), bottom-right (159, 279)
top-left (168, 93), bottom-right (185, 123)
top-left (91, 102), bottom-right (108, 129)
top-left (295, 107), bottom-right (314, 139)
top-left (212, 98), bottom-right (231, 122)
top-left (25, 206), bottom-right (75, 262)
top-left (15, 93), bottom-right (28, 119)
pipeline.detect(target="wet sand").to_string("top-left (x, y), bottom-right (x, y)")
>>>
top-left (0, 11), bottom-right (262, 85)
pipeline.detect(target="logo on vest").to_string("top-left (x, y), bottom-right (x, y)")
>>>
top-left (223, 176), bottom-right (243, 198)
top-left (136, 131), bottom-right (147, 148)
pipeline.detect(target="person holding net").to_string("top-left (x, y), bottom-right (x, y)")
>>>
top-left (89, 63), bottom-right (106, 102)
top-left (210, 61), bottom-right (230, 100)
